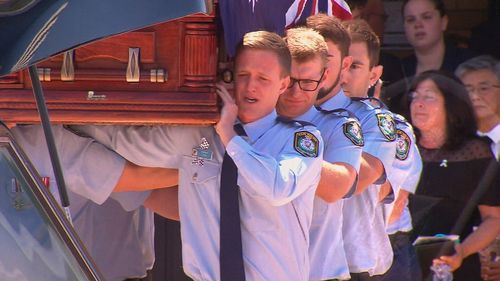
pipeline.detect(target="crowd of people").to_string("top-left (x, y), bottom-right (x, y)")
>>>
top-left (5, 0), bottom-right (499, 280)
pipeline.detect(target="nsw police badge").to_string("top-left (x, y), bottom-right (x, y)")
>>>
top-left (395, 129), bottom-right (411, 160)
top-left (376, 113), bottom-right (396, 141)
top-left (343, 120), bottom-right (364, 147)
top-left (294, 131), bottom-right (319, 157)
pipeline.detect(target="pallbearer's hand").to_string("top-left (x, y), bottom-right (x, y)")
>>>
top-left (215, 82), bottom-right (237, 146)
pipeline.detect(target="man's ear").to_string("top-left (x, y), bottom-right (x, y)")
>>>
top-left (340, 56), bottom-right (353, 84)
top-left (341, 55), bottom-right (353, 74)
top-left (369, 65), bottom-right (383, 87)
top-left (319, 67), bottom-right (330, 89)
top-left (278, 76), bottom-right (291, 95)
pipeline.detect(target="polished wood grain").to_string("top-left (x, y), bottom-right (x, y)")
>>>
top-left (0, 8), bottom-right (219, 125)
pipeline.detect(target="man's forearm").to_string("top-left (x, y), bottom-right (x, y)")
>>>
top-left (316, 161), bottom-right (356, 202)
top-left (356, 153), bottom-right (384, 194)
top-left (114, 161), bottom-right (179, 192)
top-left (144, 186), bottom-right (180, 221)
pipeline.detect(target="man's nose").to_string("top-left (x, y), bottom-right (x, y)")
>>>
top-left (246, 76), bottom-right (258, 91)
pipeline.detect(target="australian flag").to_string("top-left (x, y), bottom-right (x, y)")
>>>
top-left (219, 0), bottom-right (352, 56)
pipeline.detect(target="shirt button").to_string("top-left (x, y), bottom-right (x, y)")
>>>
top-left (192, 172), bottom-right (198, 181)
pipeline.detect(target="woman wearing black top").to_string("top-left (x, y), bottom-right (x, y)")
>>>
top-left (408, 70), bottom-right (500, 281)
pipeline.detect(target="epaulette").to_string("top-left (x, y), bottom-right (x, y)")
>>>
top-left (393, 113), bottom-right (408, 124)
top-left (315, 106), bottom-right (356, 119)
top-left (348, 97), bottom-right (375, 110)
top-left (350, 96), bottom-right (389, 110)
top-left (276, 116), bottom-right (315, 128)
top-left (393, 114), bottom-right (415, 132)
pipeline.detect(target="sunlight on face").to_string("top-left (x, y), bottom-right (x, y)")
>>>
top-left (235, 49), bottom-right (289, 123)
top-left (342, 42), bottom-right (372, 98)
top-left (277, 57), bottom-right (325, 118)
top-left (410, 79), bottom-right (447, 132)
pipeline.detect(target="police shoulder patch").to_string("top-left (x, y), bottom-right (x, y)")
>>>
top-left (395, 129), bottom-right (411, 160)
top-left (294, 131), bottom-right (319, 157)
top-left (343, 120), bottom-right (364, 147)
top-left (376, 113), bottom-right (396, 141)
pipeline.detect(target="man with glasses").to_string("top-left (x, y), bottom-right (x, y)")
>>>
top-left (276, 27), bottom-right (363, 281)
top-left (456, 55), bottom-right (500, 161)
top-left (456, 56), bottom-right (500, 280)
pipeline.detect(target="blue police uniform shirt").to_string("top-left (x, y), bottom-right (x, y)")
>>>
top-left (11, 125), bottom-right (155, 281)
top-left (320, 90), bottom-right (395, 276)
top-left (385, 115), bottom-right (423, 234)
top-left (292, 106), bottom-right (363, 280)
top-left (73, 110), bottom-right (324, 281)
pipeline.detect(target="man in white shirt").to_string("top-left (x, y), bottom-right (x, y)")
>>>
top-left (456, 55), bottom-right (500, 160)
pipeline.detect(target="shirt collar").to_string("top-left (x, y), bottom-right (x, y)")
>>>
top-left (239, 110), bottom-right (277, 141)
top-left (477, 124), bottom-right (500, 143)
top-left (295, 106), bottom-right (318, 123)
top-left (319, 89), bottom-right (350, 111)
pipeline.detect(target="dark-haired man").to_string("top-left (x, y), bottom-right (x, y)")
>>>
top-left (307, 14), bottom-right (397, 280)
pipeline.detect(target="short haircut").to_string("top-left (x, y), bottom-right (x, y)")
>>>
top-left (235, 30), bottom-right (292, 77)
top-left (342, 19), bottom-right (380, 68)
top-left (455, 55), bottom-right (500, 81)
top-left (306, 13), bottom-right (351, 59)
top-left (402, 0), bottom-right (447, 17)
top-left (408, 70), bottom-right (477, 150)
top-left (284, 27), bottom-right (329, 67)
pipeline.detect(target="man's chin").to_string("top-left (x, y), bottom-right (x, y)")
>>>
top-left (317, 89), bottom-right (329, 101)
top-left (318, 85), bottom-right (338, 101)
top-left (239, 108), bottom-right (275, 123)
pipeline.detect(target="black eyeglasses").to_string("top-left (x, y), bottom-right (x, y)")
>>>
top-left (287, 69), bottom-right (326, 92)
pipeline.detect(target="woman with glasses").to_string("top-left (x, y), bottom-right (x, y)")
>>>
top-left (407, 70), bottom-right (500, 281)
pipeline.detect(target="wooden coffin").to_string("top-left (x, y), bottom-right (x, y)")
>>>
top-left (0, 11), bottom-right (219, 125)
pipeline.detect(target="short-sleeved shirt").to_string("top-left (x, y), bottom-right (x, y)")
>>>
top-left (71, 193), bottom-right (155, 281)
top-left (74, 110), bottom-right (324, 281)
top-left (11, 125), bottom-right (124, 205)
top-left (320, 90), bottom-right (395, 276)
top-left (294, 107), bottom-right (363, 280)
top-left (384, 115), bottom-right (423, 234)
top-left (11, 125), bottom-right (154, 281)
